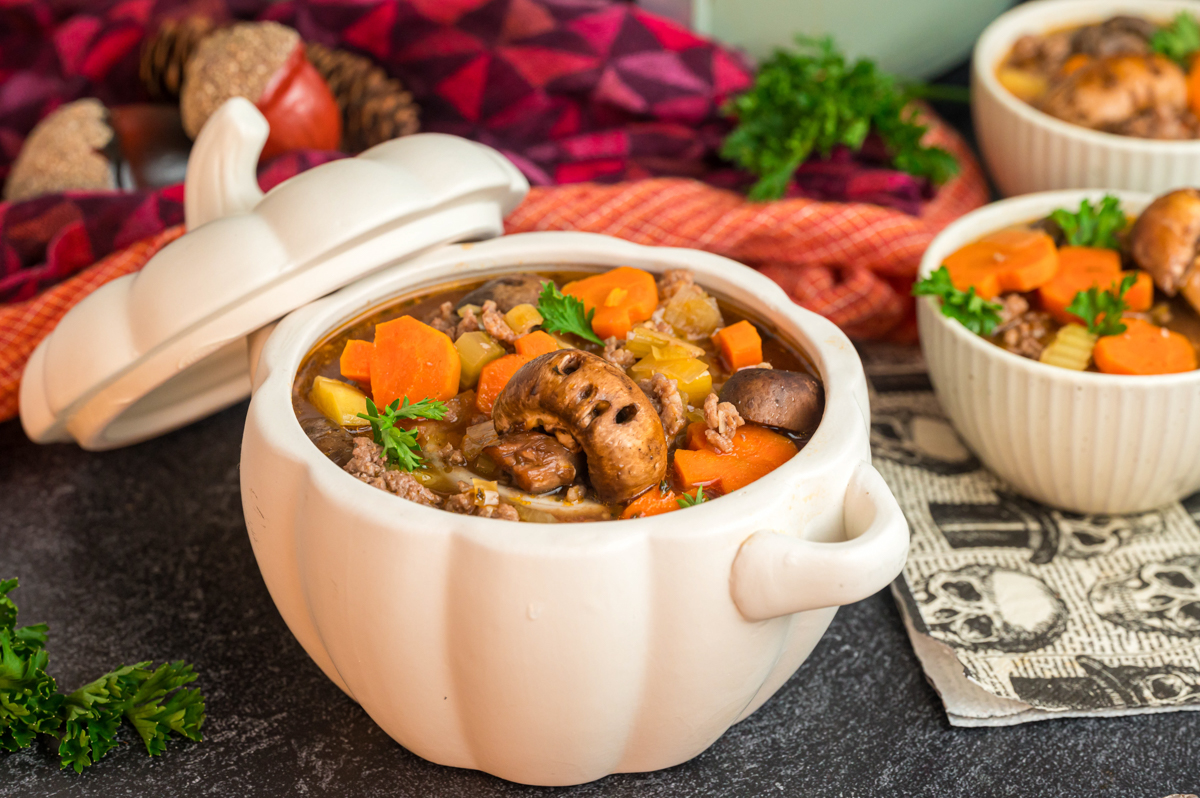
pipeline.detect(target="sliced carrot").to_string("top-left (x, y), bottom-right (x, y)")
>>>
top-left (1093, 318), bottom-right (1198, 375)
top-left (562, 267), bottom-right (658, 340)
top-left (514, 330), bottom-right (559, 358)
top-left (673, 421), bottom-right (798, 494)
top-left (1189, 55), bottom-right (1200, 118)
top-left (476, 354), bottom-right (529, 416)
top-left (370, 316), bottom-right (461, 408)
top-left (944, 228), bottom-right (1059, 300)
top-left (620, 483), bottom-right (681, 519)
top-left (1061, 53), bottom-right (1091, 76)
top-left (1125, 271), bottom-right (1154, 313)
top-left (339, 339), bottom-right (374, 384)
top-left (1036, 247), bottom-right (1121, 324)
top-left (712, 320), bottom-right (763, 371)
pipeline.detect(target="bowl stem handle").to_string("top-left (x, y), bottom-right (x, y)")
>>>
top-left (184, 97), bottom-right (267, 230)
top-left (730, 460), bottom-right (911, 621)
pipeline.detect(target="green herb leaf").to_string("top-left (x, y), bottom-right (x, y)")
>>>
top-left (357, 396), bottom-right (447, 470)
top-left (1048, 195), bottom-right (1127, 249)
top-left (720, 36), bottom-right (959, 201)
top-left (0, 579), bottom-right (62, 754)
top-left (677, 487), bottom-right (707, 508)
top-left (1151, 12), bottom-right (1200, 65)
top-left (1065, 273), bottom-right (1137, 337)
top-left (536, 282), bottom-right (604, 345)
top-left (912, 265), bottom-right (1004, 336)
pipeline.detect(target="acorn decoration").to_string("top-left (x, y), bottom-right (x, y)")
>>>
top-left (180, 21), bottom-right (342, 159)
top-left (4, 100), bottom-right (192, 202)
top-left (305, 42), bottom-right (419, 153)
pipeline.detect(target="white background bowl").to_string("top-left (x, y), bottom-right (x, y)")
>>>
top-left (918, 189), bottom-right (1200, 515)
top-left (973, 0), bottom-right (1200, 197)
top-left (242, 231), bottom-right (911, 785)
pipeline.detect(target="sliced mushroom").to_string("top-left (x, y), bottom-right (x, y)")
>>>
top-left (1130, 189), bottom-right (1200, 303)
top-left (457, 273), bottom-right (548, 313)
top-left (1039, 54), bottom-right (1189, 136)
top-left (719, 369), bottom-right (823, 436)
top-left (484, 431), bottom-right (580, 494)
top-left (492, 350), bottom-right (667, 502)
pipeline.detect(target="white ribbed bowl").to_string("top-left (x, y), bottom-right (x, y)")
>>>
top-left (918, 189), bottom-right (1200, 514)
top-left (973, 0), bottom-right (1200, 197)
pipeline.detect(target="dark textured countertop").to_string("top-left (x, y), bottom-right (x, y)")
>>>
top-left (2, 49), bottom-right (1199, 798)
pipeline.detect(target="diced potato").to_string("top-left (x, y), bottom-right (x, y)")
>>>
top-left (455, 331), bottom-right (505, 389)
top-left (625, 326), bottom-right (705, 358)
top-left (504, 303), bottom-right (544, 335)
top-left (630, 356), bottom-right (713, 406)
top-left (996, 67), bottom-right (1047, 102)
top-left (310, 376), bottom-right (369, 427)
top-left (663, 288), bottom-right (724, 340)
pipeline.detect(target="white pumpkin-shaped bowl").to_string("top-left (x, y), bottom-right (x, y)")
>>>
top-left (243, 232), bottom-right (910, 786)
top-left (973, 0), bottom-right (1200, 197)
top-left (918, 189), bottom-right (1200, 515)
top-left (19, 98), bottom-right (910, 786)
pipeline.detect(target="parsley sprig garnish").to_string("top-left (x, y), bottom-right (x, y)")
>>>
top-left (677, 487), bottom-right (707, 508)
top-left (1151, 12), bottom-right (1200, 65)
top-left (1066, 273), bottom-right (1137, 337)
top-left (1049, 195), bottom-right (1127, 250)
top-left (0, 578), bottom-right (205, 773)
top-left (358, 397), bottom-right (448, 470)
top-left (912, 265), bottom-right (1003, 335)
top-left (720, 36), bottom-right (959, 201)
top-left (536, 282), bottom-right (604, 345)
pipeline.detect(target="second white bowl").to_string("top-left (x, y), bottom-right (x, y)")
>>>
top-left (918, 189), bottom-right (1200, 515)
top-left (973, 0), bottom-right (1200, 197)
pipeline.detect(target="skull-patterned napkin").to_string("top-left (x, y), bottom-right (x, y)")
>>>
top-left (861, 342), bottom-right (1200, 726)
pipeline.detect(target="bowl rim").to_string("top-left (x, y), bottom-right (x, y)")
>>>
top-left (250, 230), bottom-right (869, 543)
top-left (918, 187), bottom-right (1200, 387)
top-left (972, 0), bottom-right (1200, 152)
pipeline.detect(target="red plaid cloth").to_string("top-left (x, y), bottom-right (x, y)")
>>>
top-left (0, 113), bottom-right (986, 425)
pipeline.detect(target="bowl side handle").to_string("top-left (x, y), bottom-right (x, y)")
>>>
top-left (730, 461), bottom-right (911, 621)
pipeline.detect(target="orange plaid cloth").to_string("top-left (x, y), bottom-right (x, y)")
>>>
top-left (0, 123), bottom-right (986, 426)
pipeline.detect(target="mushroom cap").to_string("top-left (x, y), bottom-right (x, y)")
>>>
top-left (1039, 54), bottom-right (1187, 131)
top-left (719, 369), bottom-right (824, 435)
top-left (457, 273), bottom-right (548, 313)
top-left (492, 350), bottom-right (667, 503)
top-left (1130, 188), bottom-right (1200, 296)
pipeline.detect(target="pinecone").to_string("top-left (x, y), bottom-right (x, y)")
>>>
top-left (140, 16), bottom-right (219, 101)
top-left (306, 42), bottom-right (419, 153)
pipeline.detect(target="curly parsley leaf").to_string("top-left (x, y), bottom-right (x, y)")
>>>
top-left (536, 282), bottom-right (604, 345)
top-left (0, 578), bottom-right (204, 772)
top-left (358, 397), bottom-right (447, 471)
top-left (1048, 195), bottom-right (1127, 249)
top-left (677, 487), bottom-right (707, 508)
top-left (1151, 12), bottom-right (1200, 65)
top-left (912, 265), bottom-right (1004, 336)
top-left (1066, 273), bottom-right (1137, 337)
top-left (721, 36), bottom-right (959, 201)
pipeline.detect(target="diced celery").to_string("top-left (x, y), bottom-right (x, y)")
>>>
top-left (663, 288), bottom-right (723, 340)
top-left (310, 376), bottom-right (369, 427)
top-left (455, 331), bottom-right (505, 389)
top-left (457, 303), bottom-right (483, 318)
top-left (504, 303), bottom-right (544, 335)
top-left (626, 326), bottom-right (704, 358)
top-left (629, 356), bottom-right (713, 406)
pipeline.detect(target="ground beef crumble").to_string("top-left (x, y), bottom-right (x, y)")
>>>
top-left (343, 437), bottom-right (442, 506)
top-left (658, 269), bottom-right (695, 301)
top-left (444, 481), bottom-right (519, 520)
top-left (993, 293), bottom-right (1053, 360)
top-left (481, 300), bottom-right (518, 344)
top-left (703, 392), bottom-right (743, 453)
top-left (638, 373), bottom-right (687, 438)
top-left (603, 336), bottom-right (637, 369)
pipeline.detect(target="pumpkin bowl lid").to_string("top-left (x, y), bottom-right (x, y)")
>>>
top-left (19, 98), bottom-right (529, 450)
